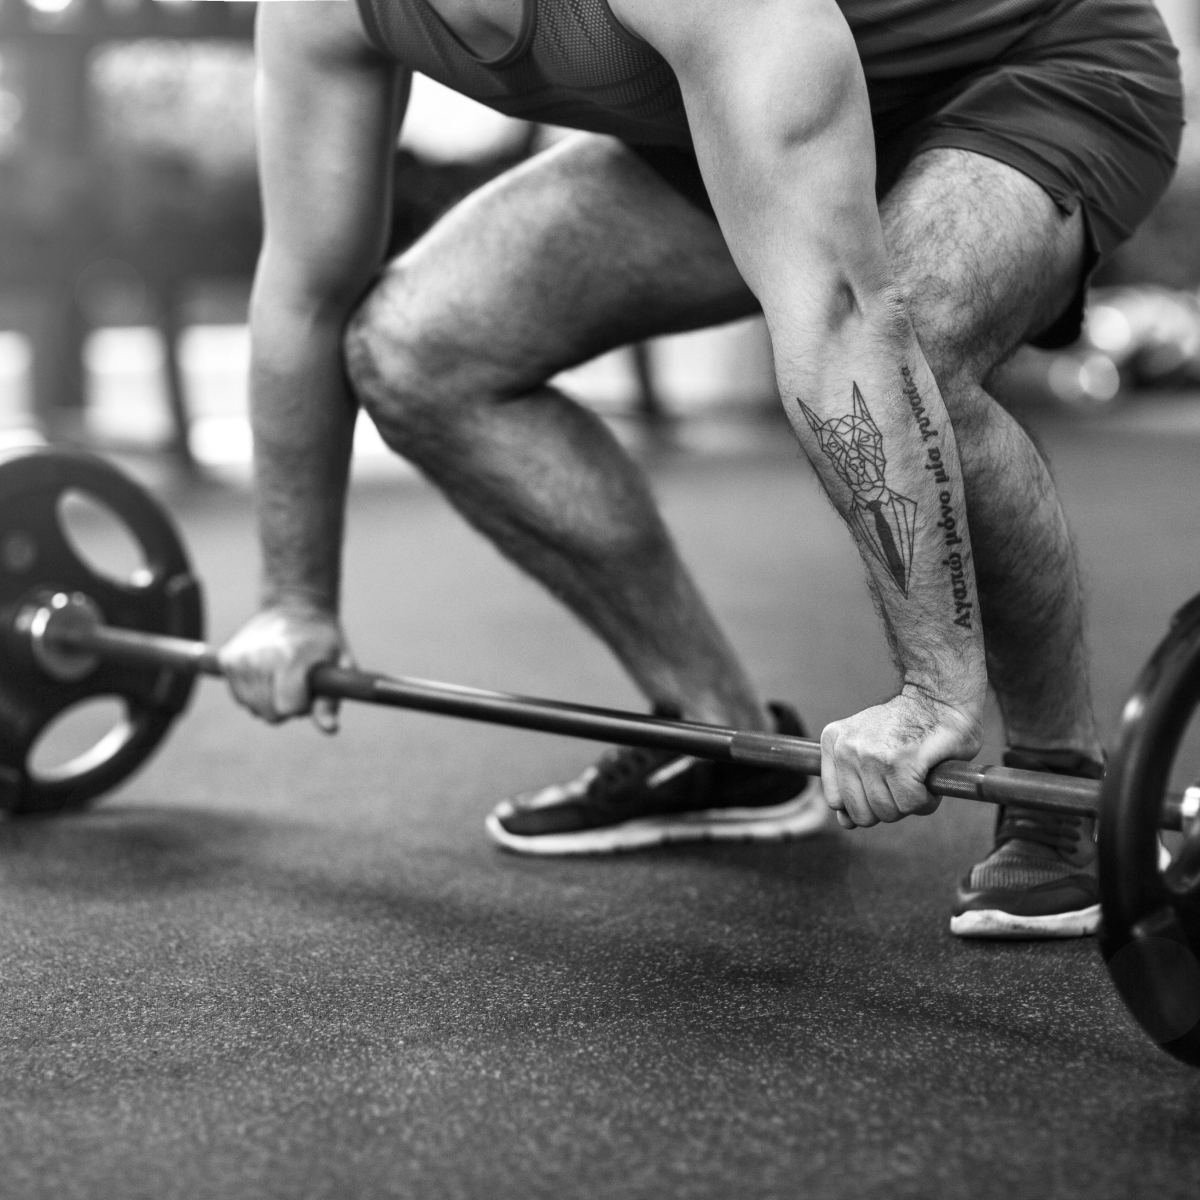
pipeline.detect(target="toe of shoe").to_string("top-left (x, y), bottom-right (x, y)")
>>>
top-left (490, 799), bottom-right (596, 837)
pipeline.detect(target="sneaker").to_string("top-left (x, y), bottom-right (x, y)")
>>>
top-left (950, 748), bottom-right (1104, 939)
top-left (486, 702), bottom-right (827, 855)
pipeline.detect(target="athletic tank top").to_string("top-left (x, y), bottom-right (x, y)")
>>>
top-left (354, 0), bottom-right (1065, 145)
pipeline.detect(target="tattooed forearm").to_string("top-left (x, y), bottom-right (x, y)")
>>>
top-left (799, 373), bottom-right (976, 630)
top-left (901, 364), bottom-right (975, 630)
top-left (797, 386), bottom-right (917, 596)
top-left (901, 366), bottom-right (939, 443)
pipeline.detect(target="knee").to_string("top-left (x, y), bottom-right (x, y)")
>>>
top-left (899, 296), bottom-right (984, 392)
top-left (345, 273), bottom-right (437, 448)
top-left (896, 306), bottom-right (997, 443)
top-left (895, 329), bottom-right (1008, 460)
top-left (344, 267), bottom-right (486, 452)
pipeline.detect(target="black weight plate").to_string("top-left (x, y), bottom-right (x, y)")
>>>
top-left (1100, 593), bottom-right (1200, 1067)
top-left (0, 446), bottom-right (203, 815)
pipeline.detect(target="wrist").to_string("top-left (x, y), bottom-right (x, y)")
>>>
top-left (260, 585), bottom-right (339, 617)
top-left (900, 676), bottom-right (987, 718)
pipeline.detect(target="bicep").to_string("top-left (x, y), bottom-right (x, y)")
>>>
top-left (625, 0), bottom-right (883, 312)
top-left (255, 0), bottom-right (408, 310)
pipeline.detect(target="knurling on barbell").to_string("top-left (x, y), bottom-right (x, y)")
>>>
top-left (0, 445), bottom-right (1198, 1065)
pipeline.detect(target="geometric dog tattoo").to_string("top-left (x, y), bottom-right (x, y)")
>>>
top-left (797, 384), bottom-right (917, 595)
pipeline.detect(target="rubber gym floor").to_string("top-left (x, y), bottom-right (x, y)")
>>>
top-left (4, 401), bottom-right (1200, 1199)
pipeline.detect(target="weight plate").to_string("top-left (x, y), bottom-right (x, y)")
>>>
top-left (0, 446), bottom-right (203, 815)
top-left (1100, 593), bottom-right (1200, 1066)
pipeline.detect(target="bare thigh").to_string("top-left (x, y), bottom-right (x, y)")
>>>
top-left (371, 133), bottom-right (756, 393)
top-left (880, 147), bottom-right (1086, 392)
top-left (367, 137), bottom-right (1084, 408)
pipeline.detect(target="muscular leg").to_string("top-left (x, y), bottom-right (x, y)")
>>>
top-left (347, 132), bottom-right (1101, 753)
top-left (880, 148), bottom-right (1102, 758)
top-left (345, 135), bottom-right (764, 727)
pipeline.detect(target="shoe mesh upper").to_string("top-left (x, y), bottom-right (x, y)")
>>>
top-left (965, 806), bottom-right (1095, 892)
top-left (955, 752), bottom-right (1104, 921)
top-left (966, 842), bottom-right (1085, 892)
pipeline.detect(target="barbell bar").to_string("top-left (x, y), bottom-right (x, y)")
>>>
top-left (19, 588), bottom-right (1190, 831)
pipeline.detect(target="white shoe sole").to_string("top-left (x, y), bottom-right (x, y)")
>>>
top-left (949, 903), bottom-right (1101, 940)
top-left (486, 782), bottom-right (831, 856)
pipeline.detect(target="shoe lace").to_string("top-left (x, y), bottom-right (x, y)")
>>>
top-left (589, 745), bottom-right (671, 804)
top-left (996, 806), bottom-right (1085, 855)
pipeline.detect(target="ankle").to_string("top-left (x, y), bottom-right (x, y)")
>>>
top-left (1003, 744), bottom-right (1105, 778)
top-left (654, 693), bottom-right (770, 731)
top-left (1002, 725), bottom-right (1103, 767)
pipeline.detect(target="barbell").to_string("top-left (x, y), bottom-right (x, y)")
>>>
top-left (1, 445), bottom-right (1199, 1065)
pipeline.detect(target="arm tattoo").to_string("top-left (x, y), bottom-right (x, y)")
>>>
top-left (798, 376), bottom-right (975, 628)
top-left (797, 384), bottom-right (916, 596)
top-left (901, 365), bottom-right (974, 629)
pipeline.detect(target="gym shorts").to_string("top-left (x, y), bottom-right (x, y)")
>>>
top-left (629, 0), bottom-right (1184, 348)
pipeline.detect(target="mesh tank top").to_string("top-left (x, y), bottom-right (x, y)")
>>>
top-left (353, 0), bottom-right (1074, 145)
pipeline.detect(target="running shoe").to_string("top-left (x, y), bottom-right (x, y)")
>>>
top-left (486, 702), bottom-right (826, 855)
top-left (950, 748), bottom-right (1104, 939)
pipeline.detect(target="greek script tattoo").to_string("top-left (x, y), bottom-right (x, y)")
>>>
top-left (901, 365), bottom-right (974, 629)
top-left (797, 385), bottom-right (916, 596)
top-left (901, 366), bottom-right (939, 442)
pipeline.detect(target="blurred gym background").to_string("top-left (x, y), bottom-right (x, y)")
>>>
top-left (0, 0), bottom-right (1196, 484)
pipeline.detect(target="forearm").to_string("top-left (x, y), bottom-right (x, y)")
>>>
top-left (248, 1), bottom-right (404, 614)
top-left (249, 278), bottom-right (358, 613)
top-left (774, 297), bottom-right (986, 705)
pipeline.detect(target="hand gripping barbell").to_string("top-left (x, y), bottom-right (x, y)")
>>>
top-left (1, 445), bottom-right (1199, 1064)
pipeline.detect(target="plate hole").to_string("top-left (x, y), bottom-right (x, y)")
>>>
top-left (58, 489), bottom-right (150, 585)
top-left (29, 696), bottom-right (133, 783)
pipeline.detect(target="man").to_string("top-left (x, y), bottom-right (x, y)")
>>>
top-left (219, 0), bottom-right (1183, 937)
